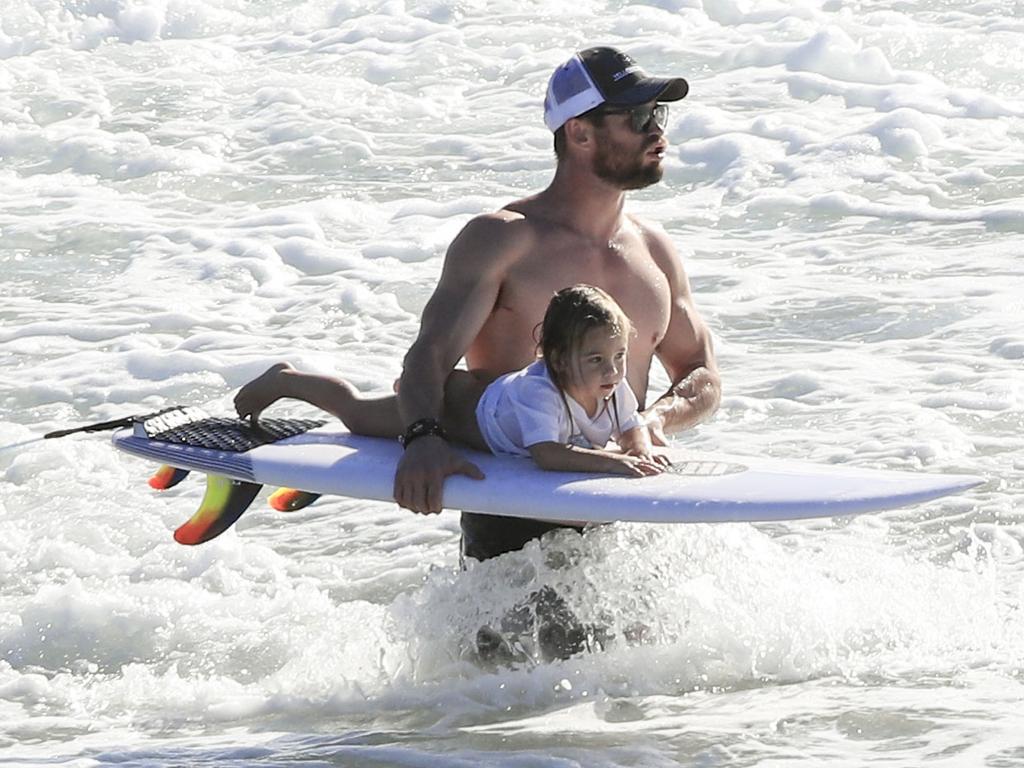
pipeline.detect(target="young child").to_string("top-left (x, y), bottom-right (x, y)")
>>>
top-left (234, 284), bottom-right (667, 477)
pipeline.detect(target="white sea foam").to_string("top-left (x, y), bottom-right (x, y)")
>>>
top-left (1, 0), bottom-right (1022, 765)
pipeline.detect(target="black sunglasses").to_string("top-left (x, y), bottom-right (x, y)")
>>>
top-left (596, 103), bottom-right (669, 133)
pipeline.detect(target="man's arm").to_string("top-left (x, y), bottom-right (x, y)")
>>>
top-left (393, 212), bottom-right (527, 514)
top-left (642, 225), bottom-right (721, 443)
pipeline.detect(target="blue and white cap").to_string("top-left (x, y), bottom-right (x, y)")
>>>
top-left (543, 47), bottom-right (689, 132)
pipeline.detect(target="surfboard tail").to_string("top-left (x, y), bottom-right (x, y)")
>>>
top-left (268, 488), bottom-right (321, 512)
top-left (173, 475), bottom-right (262, 545)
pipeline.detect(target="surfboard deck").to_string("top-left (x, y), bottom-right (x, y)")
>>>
top-left (111, 408), bottom-right (984, 544)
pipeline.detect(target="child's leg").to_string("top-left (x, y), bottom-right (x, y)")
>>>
top-left (332, 386), bottom-right (403, 437)
top-left (235, 363), bottom-right (402, 437)
top-left (346, 369), bottom-right (488, 446)
top-left (236, 364), bottom-right (490, 447)
top-left (442, 371), bottom-right (490, 451)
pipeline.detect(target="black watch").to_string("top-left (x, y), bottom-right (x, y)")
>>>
top-left (400, 418), bottom-right (447, 449)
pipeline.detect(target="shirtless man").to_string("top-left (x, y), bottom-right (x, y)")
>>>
top-left (393, 47), bottom-right (721, 562)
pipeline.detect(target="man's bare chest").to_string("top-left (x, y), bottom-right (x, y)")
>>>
top-left (500, 244), bottom-right (672, 345)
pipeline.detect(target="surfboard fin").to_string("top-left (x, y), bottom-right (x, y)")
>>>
top-left (268, 488), bottom-right (321, 512)
top-left (173, 474), bottom-right (262, 545)
top-left (148, 465), bottom-right (190, 490)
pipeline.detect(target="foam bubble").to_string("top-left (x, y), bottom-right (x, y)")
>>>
top-left (990, 337), bottom-right (1024, 360)
top-left (787, 27), bottom-right (897, 84)
top-left (863, 108), bottom-right (944, 158)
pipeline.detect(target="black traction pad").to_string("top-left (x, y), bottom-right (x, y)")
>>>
top-left (136, 407), bottom-right (326, 453)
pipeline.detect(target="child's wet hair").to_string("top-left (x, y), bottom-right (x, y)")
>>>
top-left (538, 284), bottom-right (631, 390)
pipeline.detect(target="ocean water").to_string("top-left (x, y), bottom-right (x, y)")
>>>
top-left (1, 0), bottom-right (1022, 765)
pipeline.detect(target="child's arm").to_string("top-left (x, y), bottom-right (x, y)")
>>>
top-left (528, 441), bottom-right (666, 477)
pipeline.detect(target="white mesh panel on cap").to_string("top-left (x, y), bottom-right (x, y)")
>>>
top-left (543, 54), bottom-right (606, 131)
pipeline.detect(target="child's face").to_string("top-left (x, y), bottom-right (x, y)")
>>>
top-left (561, 326), bottom-right (628, 408)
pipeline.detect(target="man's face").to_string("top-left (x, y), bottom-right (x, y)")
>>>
top-left (590, 102), bottom-right (668, 190)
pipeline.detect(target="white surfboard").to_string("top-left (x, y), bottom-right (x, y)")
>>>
top-left (110, 408), bottom-right (983, 545)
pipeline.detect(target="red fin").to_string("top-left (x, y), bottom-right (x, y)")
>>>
top-left (173, 475), bottom-right (262, 545)
top-left (149, 465), bottom-right (190, 490)
top-left (269, 488), bottom-right (321, 512)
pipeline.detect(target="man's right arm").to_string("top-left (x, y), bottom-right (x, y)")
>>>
top-left (638, 221), bottom-right (721, 443)
top-left (392, 213), bottom-right (525, 515)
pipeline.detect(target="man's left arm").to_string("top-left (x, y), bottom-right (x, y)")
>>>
top-left (642, 226), bottom-right (722, 444)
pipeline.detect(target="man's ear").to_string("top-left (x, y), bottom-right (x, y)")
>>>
top-left (564, 117), bottom-right (593, 151)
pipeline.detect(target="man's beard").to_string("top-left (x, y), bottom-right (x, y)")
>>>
top-left (592, 135), bottom-right (664, 190)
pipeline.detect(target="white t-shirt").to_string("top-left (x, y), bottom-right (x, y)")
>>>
top-left (475, 360), bottom-right (644, 457)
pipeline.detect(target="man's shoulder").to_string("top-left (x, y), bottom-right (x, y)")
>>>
top-left (448, 204), bottom-right (544, 268)
top-left (453, 206), bottom-right (538, 257)
top-left (626, 213), bottom-right (671, 249)
top-left (626, 214), bottom-right (691, 271)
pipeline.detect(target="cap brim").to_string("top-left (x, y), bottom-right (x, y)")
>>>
top-left (606, 76), bottom-right (689, 107)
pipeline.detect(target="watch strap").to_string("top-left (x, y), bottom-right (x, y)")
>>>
top-left (400, 418), bottom-right (447, 449)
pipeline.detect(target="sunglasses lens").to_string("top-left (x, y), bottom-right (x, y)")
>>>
top-left (653, 104), bottom-right (668, 129)
top-left (631, 104), bottom-right (668, 132)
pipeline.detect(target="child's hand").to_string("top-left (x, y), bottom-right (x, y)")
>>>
top-left (530, 440), bottom-right (669, 478)
top-left (608, 452), bottom-right (667, 477)
top-left (624, 446), bottom-right (672, 469)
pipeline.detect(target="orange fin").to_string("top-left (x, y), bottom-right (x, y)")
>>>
top-left (149, 465), bottom-right (190, 490)
top-left (269, 488), bottom-right (321, 512)
top-left (173, 475), bottom-right (262, 545)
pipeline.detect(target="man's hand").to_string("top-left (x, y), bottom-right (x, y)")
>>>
top-left (641, 367), bottom-right (721, 444)
top-left (644, 408), bottom-right (672, 446)
top-left (393, 435), bottom-right (485, 515)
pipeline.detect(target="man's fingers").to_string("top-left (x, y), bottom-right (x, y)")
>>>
top-left (392, 466), bottom-right (419, 513)
top-left (402, 483), bottom-right (427, 515)
top-left (422, 459), bottom-right (483, 513)
top-left (392, 480), bottom-right (407, 511)
top-left (393, 446), bottom-right (484, 515)
top-left (425, 480), bottom-right (443, 515)
top-left (647, 424), bottom-right (668, 447)
top-left (409, 476), bottom-right (431, 515)
top-left (457, 459), bottom-right (485, 481)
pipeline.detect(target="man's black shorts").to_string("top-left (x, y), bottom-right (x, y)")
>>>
top-left (460, 511), bottom-right (584, 563)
